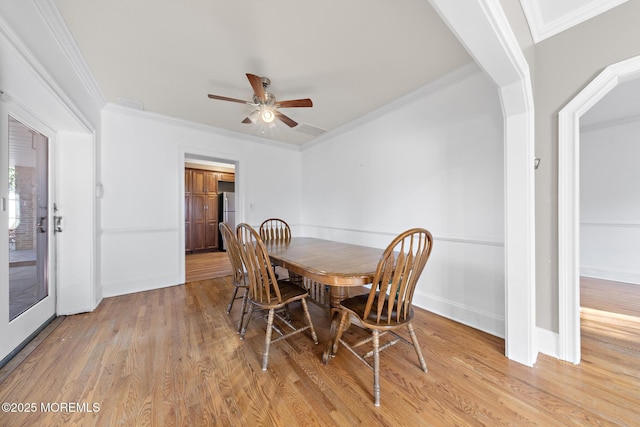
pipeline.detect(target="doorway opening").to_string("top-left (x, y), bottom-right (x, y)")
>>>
top-left (578, 83), bottom-right (640, 373)
top-left (184, 155), bottom-right (237, 283)
top-left (558, 54), bottom-right (640, 363)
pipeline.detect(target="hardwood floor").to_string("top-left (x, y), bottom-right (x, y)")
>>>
top-left (185, 251), bottom-right (232, 283)
top-left (0, 275), bottom-right (638, 425)
top-left (580, 276), bottom-right (639, 318)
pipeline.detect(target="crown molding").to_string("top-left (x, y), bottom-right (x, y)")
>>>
top-left (103, 103), bottom-right (302, 152)
top-left (301, 62), bottom-right (481, 151)
top-left (34, 0), bottom-right (106, 109)
top-left (0, 12), bottom-right (93, 133)
top-left (520, 0), bottom-right (629, 43)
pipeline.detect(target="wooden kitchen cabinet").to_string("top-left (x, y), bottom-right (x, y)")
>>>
top-left (218, 172), bottom-right (235, 183)
top-left (185, 168), bottom-right (220, 252)
top-left (189, 193), bottom-right (218, 251)
top-left (185, 169), bottom-right (193, 251)
top-left (192, 170), bottom-right (217, 194)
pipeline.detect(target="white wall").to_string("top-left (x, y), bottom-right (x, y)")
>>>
top-left (100, 106), bottom-right (302, 297)
top-left (55, 131), bottom-right (96, 313)
top-left (301, 68), bottom-right (506, 337)
top-left (580, 118), bottom-right (640, 285)
top-left (101, 68), bottom-right (508, 337)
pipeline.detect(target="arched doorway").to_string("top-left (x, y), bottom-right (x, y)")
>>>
top-left (558, 54), bottom-right (640, 364)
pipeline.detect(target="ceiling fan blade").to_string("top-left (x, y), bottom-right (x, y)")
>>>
top-left (208, 94), bottom-right (253, 105)
top-left (275, 111), bottom-right (298, 128)
top-left (276, 98), bottom-right (313, 108)
top-left (246, 73), bottom-right (266, 102)
top-left (241, 110), bottom-right (259, 124)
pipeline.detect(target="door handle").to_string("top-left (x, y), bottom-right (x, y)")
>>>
top-left (53, 202), bottom-right (62, 233)
top-left (54, 216), bottom-right (63, 233)
top-left (37, 216), bottom-right (47, 233)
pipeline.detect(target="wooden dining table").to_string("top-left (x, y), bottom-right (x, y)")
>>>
top-left (263, 237), bottom-right (383, 363)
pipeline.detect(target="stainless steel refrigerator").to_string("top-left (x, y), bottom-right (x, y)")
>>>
top-left (218, 192), bottom-right (235, 250)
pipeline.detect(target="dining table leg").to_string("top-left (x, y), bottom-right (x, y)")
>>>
top-left (322, 285), bottom-right (349, 364)
top-left (287, 271), bottom-right (304, 287)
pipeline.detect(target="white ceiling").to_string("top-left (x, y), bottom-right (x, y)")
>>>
top-left (49, 0), bottom-right (631, 146)
top-left (53, 0), bottom-right (472, 146)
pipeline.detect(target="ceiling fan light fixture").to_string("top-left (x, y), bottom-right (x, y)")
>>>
top-left (261, 107), bottom-right (275, 123)
top-left (247, 110), bottom-right (259, 123)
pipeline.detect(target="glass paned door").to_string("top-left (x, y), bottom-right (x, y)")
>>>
top-left (1, 110), bottom-right (55, 364)
top-left (8, 116), bottom-right (49, 320)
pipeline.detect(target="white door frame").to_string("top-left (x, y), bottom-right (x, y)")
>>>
top-left (0, 101), bottom-right (57, 363)
top-left (429, 0), bottom-right (537, 366)
top-left (558, 54), bottom-right (640, 364)
top-left (179, 148), bottom-right (244, 283)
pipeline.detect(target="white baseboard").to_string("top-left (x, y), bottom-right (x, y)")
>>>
top-left (536, 327), bottom-right (559, 358)
top-left (413, 291), bottom-right (505, 339)
top-left (580, 267), bottom-right (640, 285)
top-left (56, 304), bottom-right (94, 316)
top-left (101, 275), bottom-right (183, 298)
top-left (413, 291), bottom-right (561, 364)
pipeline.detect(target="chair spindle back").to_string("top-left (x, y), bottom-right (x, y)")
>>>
top-left (259, 218), bottom-right (291, 243)
top-left (364, 228), bottom-right (433, 324)
top-left (236, 223), bottom-right (282, 305)
top-left (219, 222), bottom-right (246, 286)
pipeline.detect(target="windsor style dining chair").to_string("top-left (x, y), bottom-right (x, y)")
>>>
top-left (330, 228), bottom-right (434, 406)
top-left (259, 218), bottom-right (291, 243)
top-left (259, 218), bottom-right (292, 278)
top-left (218, 222), bottom-right (248, 332)
top-left (236, 223), bottom-right (318, 370)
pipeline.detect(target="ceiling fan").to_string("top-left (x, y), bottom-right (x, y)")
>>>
top-left (207, 73), bottom-right (313, 128)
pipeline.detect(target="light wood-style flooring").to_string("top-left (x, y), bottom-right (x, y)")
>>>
top-left (0, 269), bottom-right (638, 425)
top-left (580, 276), bottom-right (639, 317)
top-left (185, 251), bottom-right (232, 283)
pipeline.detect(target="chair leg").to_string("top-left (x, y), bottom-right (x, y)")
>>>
top-left (300, 298), bottom-right (318, 344)
top-left (332, 309), bottom-right (350, 356)
top-left (407, 323), bottom-right (428, 372)
top-left (240, 304), bottom-right (254, 340)
top-left (236, 288), bottom-right (249, 333)
top-left (372, 329), bottom-right (381, 407)
top-left (262, 308), bottom-right (275, 371)
top-left (226, 286), bottom-right (239, 314)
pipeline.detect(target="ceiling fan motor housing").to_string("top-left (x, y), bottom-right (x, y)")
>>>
top-left (254, 91), bottom-right (276, 106)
